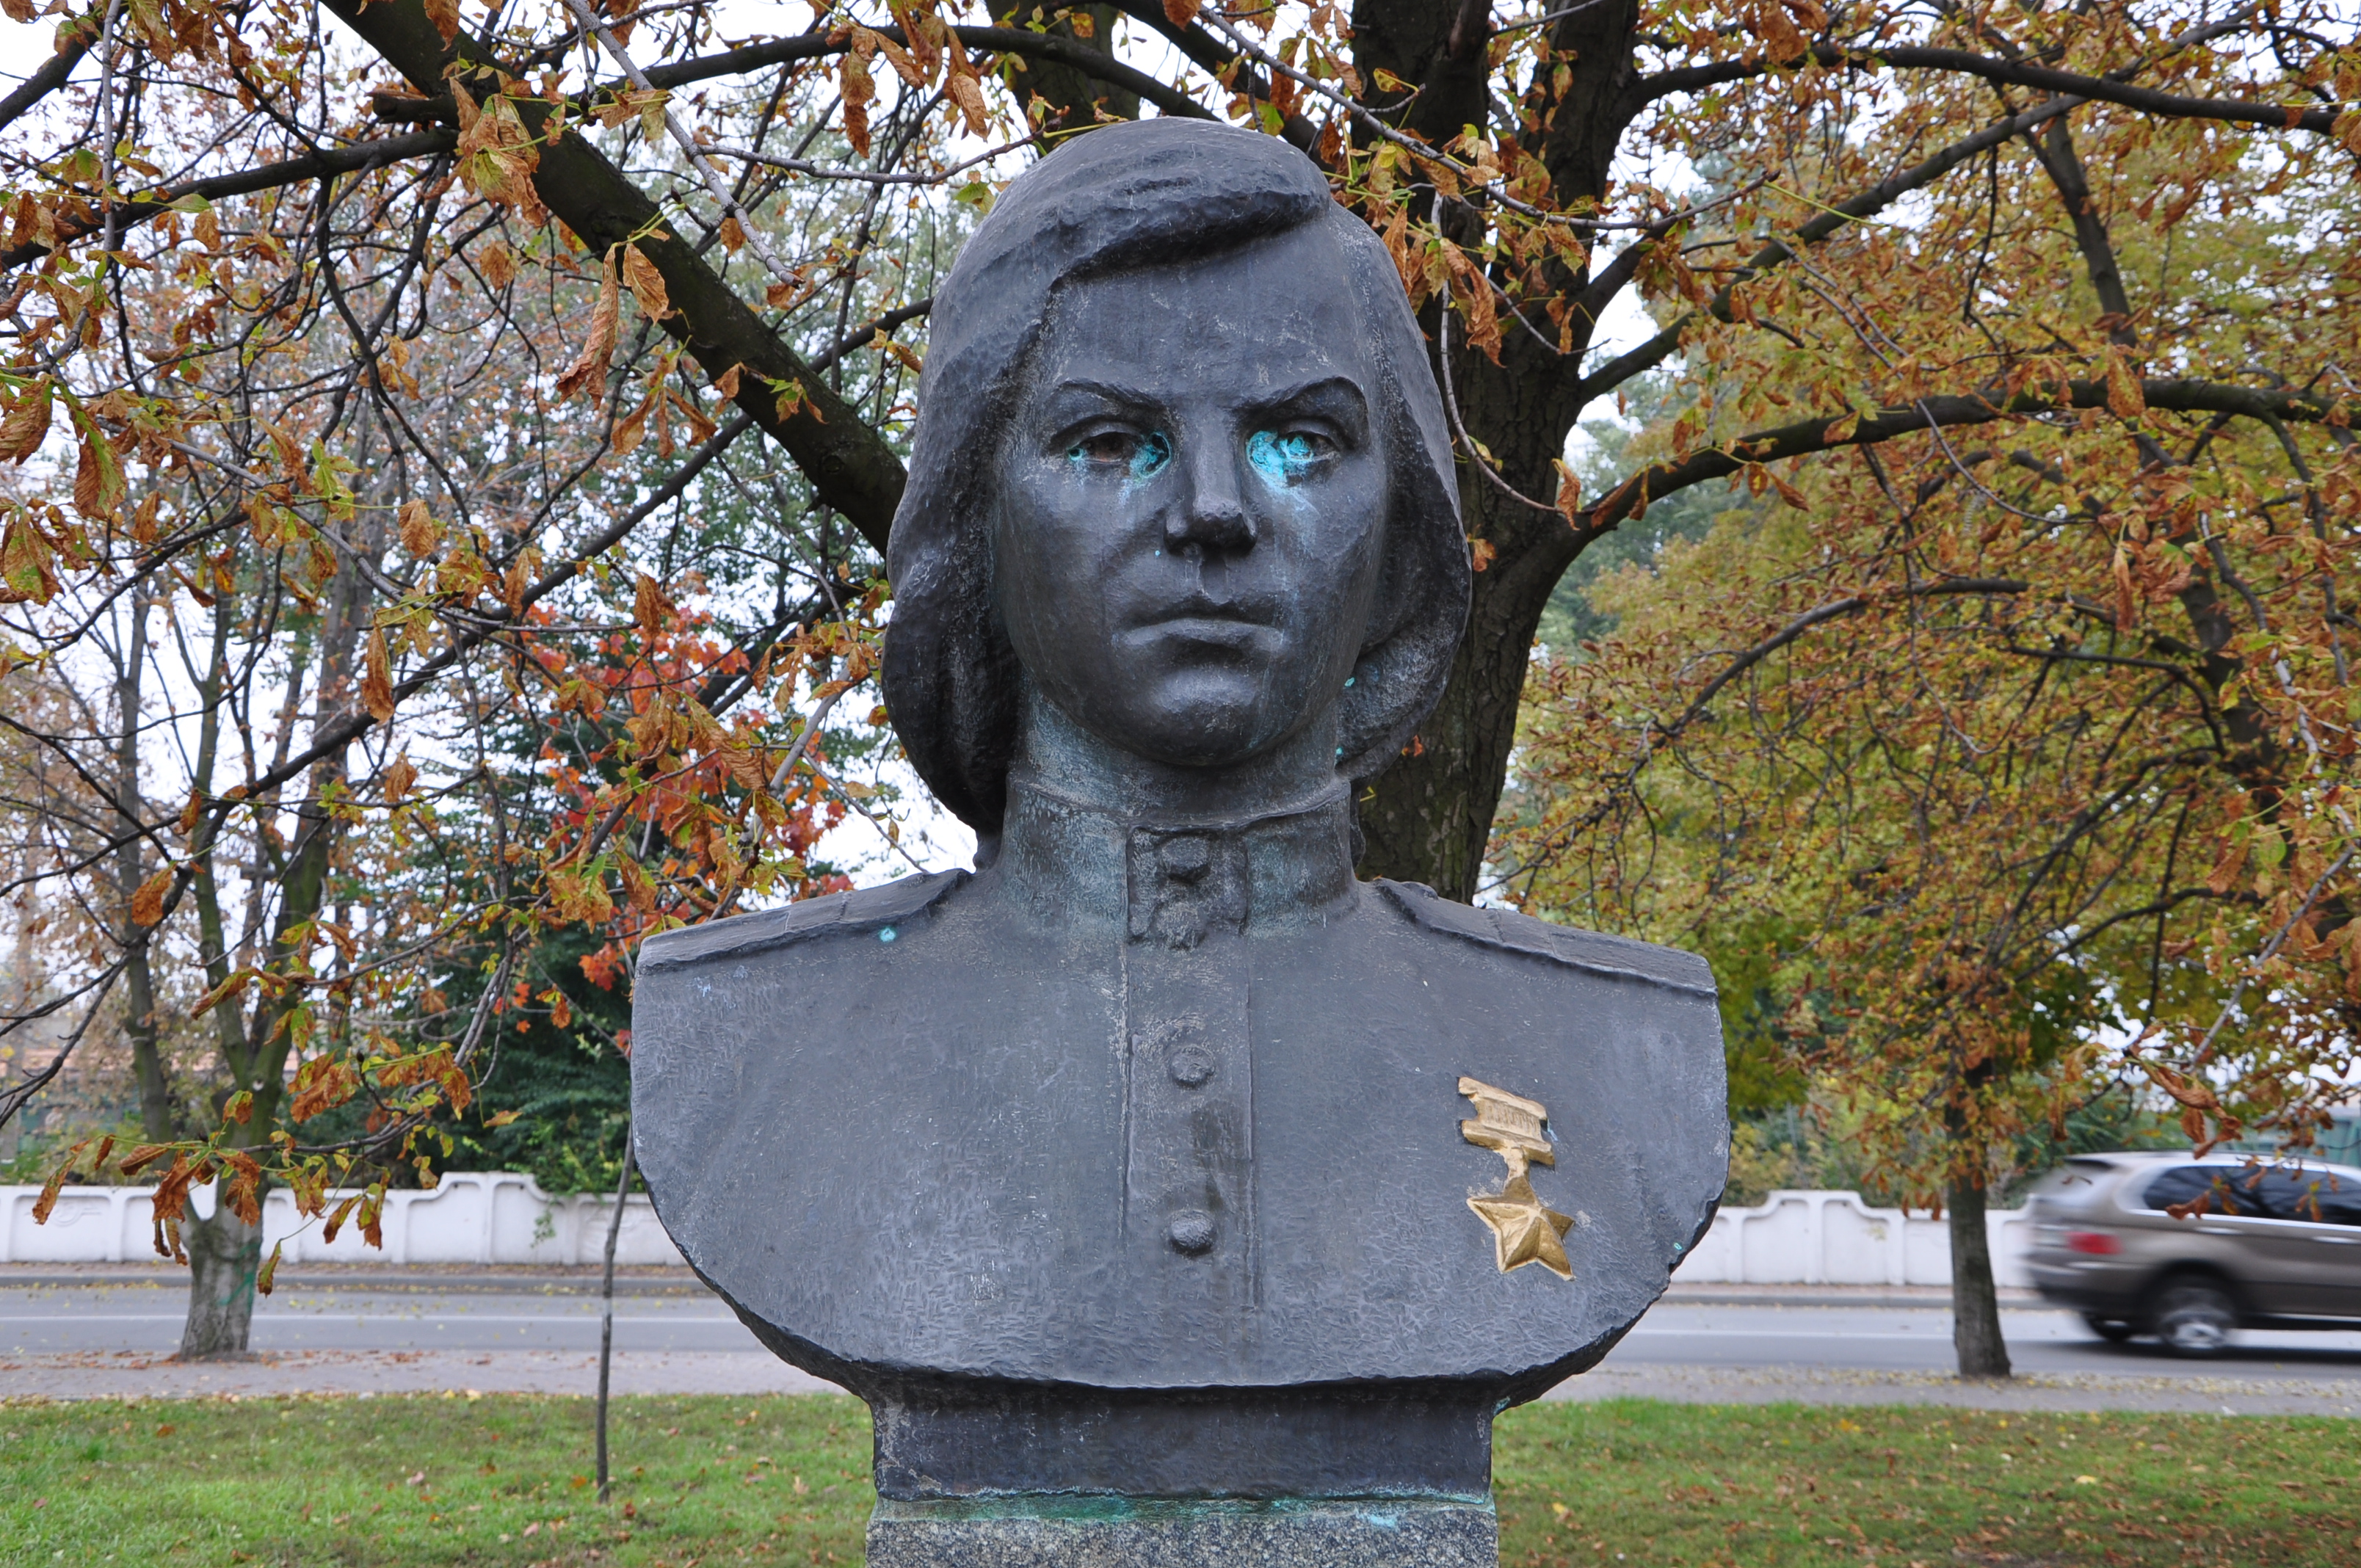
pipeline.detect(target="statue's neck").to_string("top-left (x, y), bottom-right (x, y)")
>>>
top-left (1007, 686), bottom-right (1347, 820)
top-left (984, 692), bottom-right (1360, 943)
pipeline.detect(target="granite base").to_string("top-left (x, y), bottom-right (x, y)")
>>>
top-left (866, 1496), bottom-right (1498, 1567)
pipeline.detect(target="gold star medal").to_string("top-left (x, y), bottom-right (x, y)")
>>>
top-left (1459, 1077), bottom-right (1575, 1280)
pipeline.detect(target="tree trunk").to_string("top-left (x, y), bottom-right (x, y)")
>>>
top-left (1347, 0), bottom-right (1642, 899)
top-left (111, 579), bottom-right (175, 1140)
top-left (1946, 1169), bottom-right (2012, 1379)
top-left (178, 1192), bottom-right (264, 1360)
top-left (995, 2), bottom-right (1134, 139)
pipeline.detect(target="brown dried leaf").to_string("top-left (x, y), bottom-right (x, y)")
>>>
top-left (841, 52), bottom-right (874, 156)
top-left (2105, 349), bottom-right (2146, 421)
top-left (874, 29), bottom-right (925, 88)
top-left (0, 379), bottom-right (51, 462)
top-left (478, 237), bottom-right (517, 291)
top-left (71, 411), bottom-right (125, 520)
top-left (553, 255), bottom-right (621, 401)
top-left (363, 627), bottom-right (396, 722)
top-left (399, 498), bottom-right (442, 558)
top-left (621, 242), bottom-right (672, 321)
top-left (946, 62), bottom-right (988, 137)
top-left (423, 0), bottom-right (460, 43)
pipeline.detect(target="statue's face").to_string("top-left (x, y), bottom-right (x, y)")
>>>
top-left (993, 223), bottom-right (1390, 771)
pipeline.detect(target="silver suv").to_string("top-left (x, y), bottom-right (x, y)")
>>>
top-left (2025, 1151), bottom-right (2361, 1354)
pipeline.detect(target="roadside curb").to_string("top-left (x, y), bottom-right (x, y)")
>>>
top-left (1661, 1285), bottom-right (2045, 1310)
top-left (4, 1268), bottom-right (2048, 1309)
top-left (0, 1264), bottom-right (715, 1297)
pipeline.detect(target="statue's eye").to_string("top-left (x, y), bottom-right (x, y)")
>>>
top-left (1247, 428), bottom-right (1332, 484)
top-left (1067, 429), bottom-right (1170, 479)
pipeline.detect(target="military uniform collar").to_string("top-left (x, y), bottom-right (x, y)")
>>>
top-left (994, 772), bottom-right (1360, 946)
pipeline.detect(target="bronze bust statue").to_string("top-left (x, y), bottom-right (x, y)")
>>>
top-left (634, 119), bottom-right (1727, 1567)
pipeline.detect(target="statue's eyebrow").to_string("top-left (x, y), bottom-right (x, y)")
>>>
top-left (1247, 375), bottom-right (1369, 419)
top-left (1044, 377), bottom-right (1163, 410)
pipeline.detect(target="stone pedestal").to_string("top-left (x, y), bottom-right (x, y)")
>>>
top-left (867, 1496), bottom-right (1498, 1568)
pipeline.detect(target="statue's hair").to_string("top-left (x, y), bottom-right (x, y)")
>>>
top-left (881, 119), bottom-right (1468, 835)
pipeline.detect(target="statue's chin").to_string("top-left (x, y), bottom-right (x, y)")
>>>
top-left (1065, 688), bottom-right (1313, 777)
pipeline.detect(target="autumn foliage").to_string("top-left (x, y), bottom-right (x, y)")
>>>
top-left (0, 0), bottom-right (2351, 1364)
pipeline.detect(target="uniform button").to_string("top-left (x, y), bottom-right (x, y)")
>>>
top-left (1167, 1045), bottom-right (1215, 1087)
top-left (1167, 1210), bottom-right (1216, 1254)
top-left (1157, 835), bottom-right (1211, 883)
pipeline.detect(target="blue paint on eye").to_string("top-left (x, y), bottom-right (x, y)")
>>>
top-left (878, 926), bottom-right (898, 943)
top-left (1343, 676), bottom-right (1356, 687)
top-left (1247, 429), bottom-right (1322, 485)
top-left (1129, 432), bottom-right (1172, 480)
top-left (1069, 431), bottom-right (1171, 481)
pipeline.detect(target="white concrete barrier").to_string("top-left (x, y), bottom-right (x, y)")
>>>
top-left (1675, 1188), bottom-right (2034, 1290)
top-left (4, 1177), bottom-right (2025, 1285)
top-left (0, 1171), bottom-right (686, 1268)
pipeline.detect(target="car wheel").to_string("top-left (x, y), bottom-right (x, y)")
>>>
top-left (2153, 1280), bottom-right (2237, 1357)
top-left (2081, 1313), bottom-right (2136, 1343)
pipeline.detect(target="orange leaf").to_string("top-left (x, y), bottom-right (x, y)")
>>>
top-left (31, 1153), bottom-right (71, 1224)
top-left (70, 407), bottom-right (124, 520)
top-left (192, 968), bottom-right (252, 1017)
top-left (841, 52), bottom-right (874, 157)
top-left (423, 0), bottom-right (460, 43)
top-left (130, 865), bottom-right (173, 927)
top-left (634, 571), bottom-right (671, 639)
top-left (1163, 0), bottom-right (1200, 24)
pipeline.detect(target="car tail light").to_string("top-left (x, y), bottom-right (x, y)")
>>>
top-left (2066, 1230), bottom-right (2121, 1256)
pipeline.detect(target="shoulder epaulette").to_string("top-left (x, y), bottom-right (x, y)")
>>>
top-left (1375, 879), bottom-right (1716, 998)
top-left (639, 869), bottom-right (968, 971)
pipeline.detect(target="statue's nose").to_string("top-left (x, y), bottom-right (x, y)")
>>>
top-left (1166, 443), bottom-right (1258, 558)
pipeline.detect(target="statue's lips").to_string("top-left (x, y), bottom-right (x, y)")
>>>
top-left (1125, 614), bottom-right (1275, 652)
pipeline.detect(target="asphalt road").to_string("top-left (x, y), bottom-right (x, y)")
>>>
top-left (6, 1282), bottom-right (2360, 1380)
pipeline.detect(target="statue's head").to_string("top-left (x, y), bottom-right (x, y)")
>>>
top-left (883, 120), bottom-right (1468, 836)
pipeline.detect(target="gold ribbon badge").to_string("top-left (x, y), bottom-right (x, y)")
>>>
top-left (1459, 1076), bottom-right (1575, 1280)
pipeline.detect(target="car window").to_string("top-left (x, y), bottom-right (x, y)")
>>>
top-left (2252, 1170), bottom-right (2342, 1223)
top-left (2311, 1171), bottom-right (2361, 1227)
top-left (2140, 1165), bottom-right (2268, 1218)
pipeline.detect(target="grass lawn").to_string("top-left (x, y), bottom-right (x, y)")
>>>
top-left (2, 1393), bottom-right (2354, 1566)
